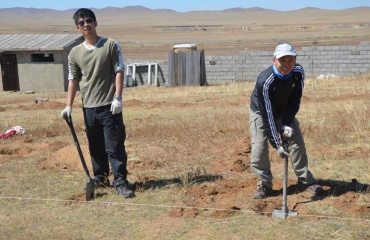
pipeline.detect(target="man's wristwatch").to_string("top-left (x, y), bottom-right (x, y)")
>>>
top-left (115, 95), bottom-right (122, 101)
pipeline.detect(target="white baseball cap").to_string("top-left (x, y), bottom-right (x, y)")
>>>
top-left (274, 43), bottom-right (297, 59)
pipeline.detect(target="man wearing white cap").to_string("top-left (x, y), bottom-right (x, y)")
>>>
top-left (249, 43), bottom-right (323, 199)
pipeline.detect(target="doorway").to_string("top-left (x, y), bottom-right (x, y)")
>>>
top-left (0, 54), bottom-right (20, 91)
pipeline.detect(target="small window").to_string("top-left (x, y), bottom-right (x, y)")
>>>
top-left (31, 53), bottom-right (54, 62)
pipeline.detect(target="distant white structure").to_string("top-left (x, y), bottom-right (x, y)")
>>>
top-left (125, 62), bottom-right (158, 87)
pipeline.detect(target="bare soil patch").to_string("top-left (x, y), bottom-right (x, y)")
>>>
top-left (1, 88), bottom-right (368, 220)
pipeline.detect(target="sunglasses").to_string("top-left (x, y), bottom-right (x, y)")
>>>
top-left (77, 18), bottom-right (94, 27)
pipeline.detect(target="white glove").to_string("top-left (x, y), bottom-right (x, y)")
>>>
top-left (110, 98), bottom-right (122, 115)
top-left (61, 106), bottom-right (72, 119)
top-left (282, 125), bottom-right (294, 138)
top-left (276, 146), bottom-right (289, 159)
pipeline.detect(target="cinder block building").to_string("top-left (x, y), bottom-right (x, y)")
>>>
top-left (0, 34), bottom-right (83, 92)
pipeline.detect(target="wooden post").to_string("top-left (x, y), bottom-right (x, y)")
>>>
top-left (178, 52), bottom-right (184, 86)
top-left (200, 50), bottom-right (207, 86)
top-left (186, 51), bottom-right (191, 86)
top-left (194, 50), bottom-right (201, 86)
top-left (168, 51), bottom-right (174, 87)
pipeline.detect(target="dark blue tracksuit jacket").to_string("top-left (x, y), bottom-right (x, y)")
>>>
top-left (250, 64), bottom-right (305, 149)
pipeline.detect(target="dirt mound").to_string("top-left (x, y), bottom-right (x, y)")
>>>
top-left (18, 100), bottom-right (66, 110)
top-left (0, 137), bottom-right (66, 163)
top-left (37, 144), bottom-right (92, 171)
top-left (210, 137), bottom-right (257, 173)
top-left (124, 99), bottom-right (144, 107)
top-left (168, 177), bottom-right (369, 219)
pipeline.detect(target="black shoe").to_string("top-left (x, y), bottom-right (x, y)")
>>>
top-left (116, 183), bottom-right (134, 198)
top-left (253, 186), bottom-right (273, 199)
top-left (95, 178), bottom-right (110, 188)
top-left (307, 184), bottom-right (324, 195)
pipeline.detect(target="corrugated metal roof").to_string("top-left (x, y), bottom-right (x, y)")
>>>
top-left (0, 34), bottom-right (83, 51)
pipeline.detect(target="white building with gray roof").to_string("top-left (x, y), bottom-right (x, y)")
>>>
top-left (0, 34), bottom-right (83, 92)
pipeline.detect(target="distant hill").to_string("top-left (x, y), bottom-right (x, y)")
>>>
top-left (0, 5), bottom-right (368, 19)
top-left (0, 5), bottom-right (369, 35)
top-left (0, 7), bottom-right (61, 14)
top-left (0, 6), bottom-right (176, 13)
top-left (344, 6), bottom-right (370, 10)
top-left (1, 5), bottom-right (368, 13)
top-left (1, 5), bottom-right (369, 59)
top-left (298, 7), bottom-right (322, 11)
top-left (221, 7), bottom-right (273, 12)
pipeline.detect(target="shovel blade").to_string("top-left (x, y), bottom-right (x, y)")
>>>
top-left (272, 207), bottom-right (298, 219)
top-left (85, 179), bottom-right (95, 201)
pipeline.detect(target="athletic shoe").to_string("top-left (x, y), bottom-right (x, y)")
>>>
top-left (307, 184), bottom-right (324, 195)
top-left (116, 183), bottom-right (134, 198)
top-left (253, 186), bottom-right (273, 199)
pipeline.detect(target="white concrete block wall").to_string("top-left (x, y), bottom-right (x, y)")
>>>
top-left (125, 42), bottom-right (370, 86)
top-left (301, 42), bottom-right (370, 77)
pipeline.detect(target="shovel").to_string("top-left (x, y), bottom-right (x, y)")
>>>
top-left (272, 136), bottom-right (298, 219)
top-left (64, 115), bottom-right (95, 201)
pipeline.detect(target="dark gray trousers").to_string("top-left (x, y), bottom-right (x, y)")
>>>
top-left (249, 108), bottom-right (317, 188)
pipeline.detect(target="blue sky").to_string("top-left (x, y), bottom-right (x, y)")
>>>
top-left (0, 0), bottom-right (369, 12)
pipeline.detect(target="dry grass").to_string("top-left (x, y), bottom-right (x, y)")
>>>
top-left (0, 75), bottom-right (369, 239)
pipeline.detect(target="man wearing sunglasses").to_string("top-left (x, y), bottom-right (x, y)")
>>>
top-left (61, 8), bottom-right (134, 198)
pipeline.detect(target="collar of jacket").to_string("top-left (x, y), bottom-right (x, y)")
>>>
top-left (272, 65), bottom-right (293, 80)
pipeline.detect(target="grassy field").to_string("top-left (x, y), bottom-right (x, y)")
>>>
top-left (0, 75), bottom-right (369, 239)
